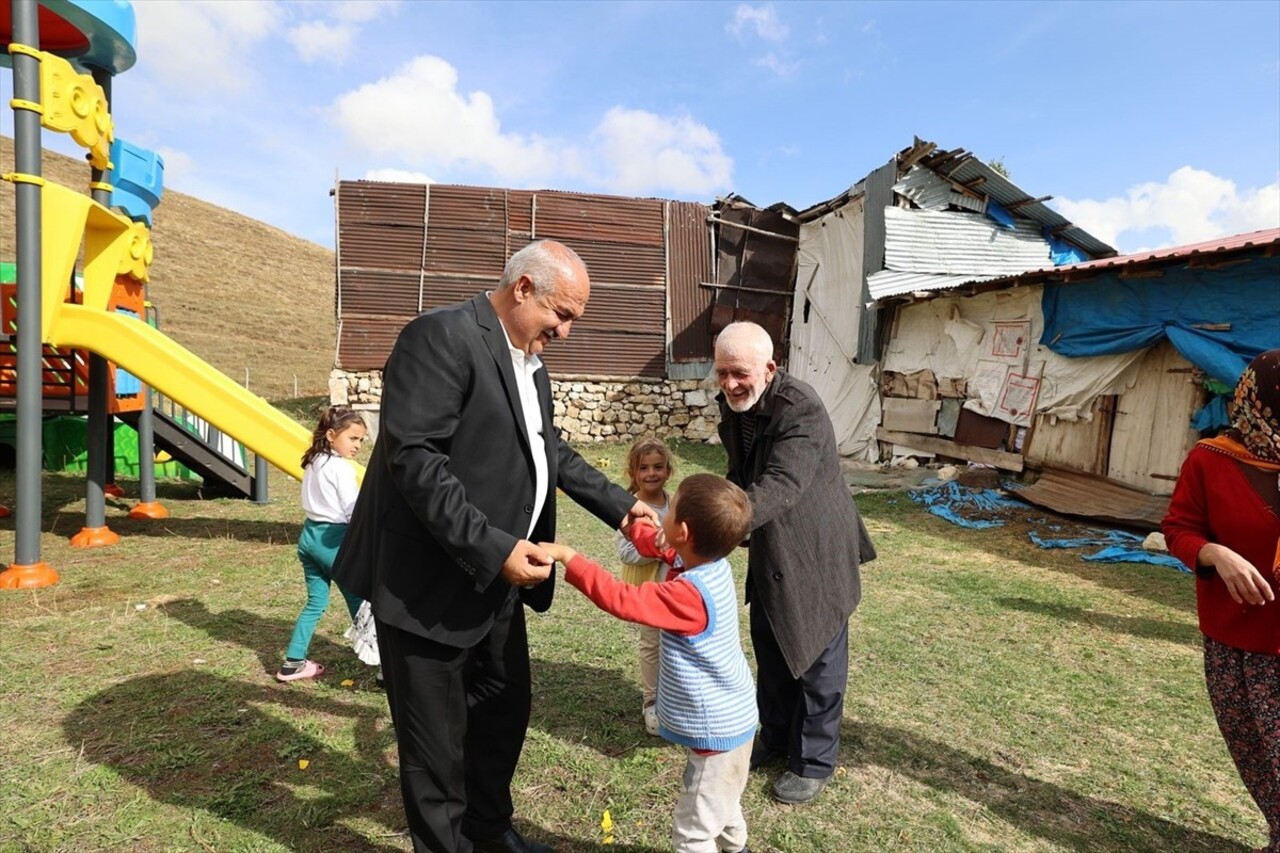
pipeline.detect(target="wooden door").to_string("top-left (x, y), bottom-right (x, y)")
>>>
top-left (1107, 341), bottom-right (1204, 494)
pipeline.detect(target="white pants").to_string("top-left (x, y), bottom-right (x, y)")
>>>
top-left (672, 739), bottom-right (751, 853)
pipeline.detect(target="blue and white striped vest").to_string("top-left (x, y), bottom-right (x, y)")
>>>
top-left (656, 557), bottom-right (758, 752)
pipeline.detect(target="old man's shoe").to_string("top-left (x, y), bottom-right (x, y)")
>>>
top-left (770, 770), bottom-right (830, 805)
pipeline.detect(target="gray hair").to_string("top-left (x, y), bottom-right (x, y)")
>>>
top-left (497, 240), bottom-right (585, 295)
top-left (715, 321), bottom-right (774, 364)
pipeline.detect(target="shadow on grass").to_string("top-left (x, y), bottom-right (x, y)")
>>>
top-left (160, 598), bottom-right (370, 684)
top-left (107, 513), bottom-right (303, 544)
top-left (530, 657), bottom-right (653, 757)
top-left (64, 670), bottom-right (403, 852)
top-left (856, 492), bottom-right (1197, 615)
top-left (843, 722), bottom-right (1246, 852)
top-left (994, 595), bottom-right (1202, 647)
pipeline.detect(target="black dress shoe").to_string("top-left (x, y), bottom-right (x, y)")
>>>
top-left (469, 827), bottom-right (555, 853)
top-left (748, 739), bottom-right (786, 771)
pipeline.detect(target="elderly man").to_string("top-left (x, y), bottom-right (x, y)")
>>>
top-left (713, 321), bottom-right (877, 805)
top-left (334, 240), bottom-right (656, 853)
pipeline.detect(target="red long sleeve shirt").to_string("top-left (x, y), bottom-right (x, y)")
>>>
top-left (563, 520), bottom-right (703, 632)
top-left (564, 555), bottom-right (706, 634)
top-left (1163, 446), bottom-right (1280, 654)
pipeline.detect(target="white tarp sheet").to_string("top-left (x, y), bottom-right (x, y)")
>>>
top-left (787, 198), bottom-right (881, 461)
top-left (883, 287), bottom-right (1146, 425)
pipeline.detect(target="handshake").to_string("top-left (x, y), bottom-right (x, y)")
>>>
top-left (499, 500), bottom-right (664, 589)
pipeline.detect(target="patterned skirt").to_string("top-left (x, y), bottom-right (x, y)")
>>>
top-left (1203, 635), bottom-right (1280, 852)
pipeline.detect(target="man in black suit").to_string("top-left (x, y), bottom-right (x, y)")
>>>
top-left (714, 321), bottom-right (877, 806)
top-left (333, 240), bottom-right (656, 853)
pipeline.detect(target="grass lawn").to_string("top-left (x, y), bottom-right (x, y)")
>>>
top-left (0, 415), bottom-right (1264, 852)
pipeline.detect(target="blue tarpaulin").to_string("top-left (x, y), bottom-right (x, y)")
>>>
top-left (1040, 255), bottom-right (1280, 389)
top-left (910, 483), bottom-right (1189, 570)
top-left (1028, 529), bottom-right (1189, 572)
top-left (908, 481), bottom-right (1027, 528)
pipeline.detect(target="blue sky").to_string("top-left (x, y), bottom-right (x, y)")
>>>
top-left (10, 0), bottom-right (1280, 254)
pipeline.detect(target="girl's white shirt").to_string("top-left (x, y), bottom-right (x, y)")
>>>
top-left (301, 451), bottom-right (360, 523)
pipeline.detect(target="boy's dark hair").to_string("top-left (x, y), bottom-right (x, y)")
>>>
top-left (301, 405), bottom-right (366, 469)
top-left (673, 473), bottom-right (752, 561)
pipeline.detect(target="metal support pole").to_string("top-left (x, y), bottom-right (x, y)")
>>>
top-left (71, 67), bottom-right (119, 548)
top-left (252, 455), bottom-right (269, 504)
top-left (1, 0), bottom-right (58, 587)
top-left (130, 303), bottom-right (167, 519)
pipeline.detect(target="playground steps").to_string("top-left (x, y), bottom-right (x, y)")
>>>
top-left (117, 408), bottom-right (256, 499)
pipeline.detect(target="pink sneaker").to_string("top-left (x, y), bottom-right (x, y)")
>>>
top-left (276, 660), bottom-right (325, 682)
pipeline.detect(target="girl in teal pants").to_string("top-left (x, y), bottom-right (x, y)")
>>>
top-left (278, 406), bottom-right (368, 682)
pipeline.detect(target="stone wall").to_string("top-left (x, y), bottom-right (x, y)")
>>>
top-left (329, 369), bottom-right (722, 444)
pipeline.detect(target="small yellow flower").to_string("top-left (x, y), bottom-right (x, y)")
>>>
top-left (340, 679), bottom-right (355, 687)
top-left (298, 759), bottom-right (310, 770)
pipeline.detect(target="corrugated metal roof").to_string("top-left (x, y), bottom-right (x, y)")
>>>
top-left (1016, 465), bottom-right (1171, 531)
top-left (918, 147), bottom-right (1115, 258)
top-left (975, 227), bottom-right (1280, 288)
top-left (892, 166), bottom-right (985, 213)
top-left (883, 207), bottom-right (1051, 276)
top-left (867, 269), bottom-right (1004, 300)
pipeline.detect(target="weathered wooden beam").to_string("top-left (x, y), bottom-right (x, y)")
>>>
top-left (876, 427), bottom-right (1025, 472)
top-left (706, 217), bottom-right (800, 243)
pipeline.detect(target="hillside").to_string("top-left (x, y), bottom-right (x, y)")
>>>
top-left (0, 136), bottom-right (335, 399)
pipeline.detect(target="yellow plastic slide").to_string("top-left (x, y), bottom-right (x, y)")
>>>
top-left (50, 303), bottom-right (316, 482)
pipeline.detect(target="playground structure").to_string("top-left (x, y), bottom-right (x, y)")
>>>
top-left (1, 0), bottom-right (320, 589)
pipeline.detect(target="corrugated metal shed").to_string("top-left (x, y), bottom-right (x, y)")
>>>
top-left (882, 207), bottom-right (1051, 276)
top-left (335, 180), bottom-right (710, 377)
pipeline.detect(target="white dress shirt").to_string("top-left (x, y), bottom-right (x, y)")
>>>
top-left (496, 312), bottom-right (550, 538)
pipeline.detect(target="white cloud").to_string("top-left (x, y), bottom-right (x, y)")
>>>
top-left (288, 21), bottom-right (354, 63)
top-left (153, 146), bottom-right (194, 186)
top-left (591, 108), bottom-right (733, 196)
top-left (727, 4), bottom-right (788, 42)
top-left (1056, 167), bottom-right (1280, 252)
top-left (754, 52), bottom-right (799, 77)
top-left (286, 1), bottom-right (399, 64)
top-left (330, 0), bottom-right (399, 24)
top-left (133, 0), bottom-right (284, 92)
top-left (364, 168), bottom-right (433, 184)
top-left (330, 56), bottom-right (733, 197)
top-left (332, 56), bottom-right (561, 183)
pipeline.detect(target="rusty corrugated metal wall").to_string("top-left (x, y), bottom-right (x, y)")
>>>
top-left (337, 181), bottom-right (710, 377)
top-left (668, 201), bottom-right (715, 361)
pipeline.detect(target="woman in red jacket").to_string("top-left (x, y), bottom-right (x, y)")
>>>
top-left (1164, 348), bottom-right (1280, 852)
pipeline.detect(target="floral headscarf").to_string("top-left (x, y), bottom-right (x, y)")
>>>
top-left (1230, 349), bottom-right (1280, 464)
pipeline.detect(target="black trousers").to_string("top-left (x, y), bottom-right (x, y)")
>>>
top-left (376, 596), bottom-right (531, 853)
top-left (749, 602), bottom-right (848, 779)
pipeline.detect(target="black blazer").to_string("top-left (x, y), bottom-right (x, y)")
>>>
top-left (332, 293), bottom-right (635, 649)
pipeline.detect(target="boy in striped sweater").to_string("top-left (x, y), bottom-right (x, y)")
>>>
top-left (541, 474), bottom-right (757, 853)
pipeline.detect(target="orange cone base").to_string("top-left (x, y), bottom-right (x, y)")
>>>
top-left (0, 561), bottom-right (60, 588)
top-left (129, 501), bottom-right (169, 520)
top-left (70, 526), bottom-right (121, 548)
top-left (104, 484), bottom-right (125, 498)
